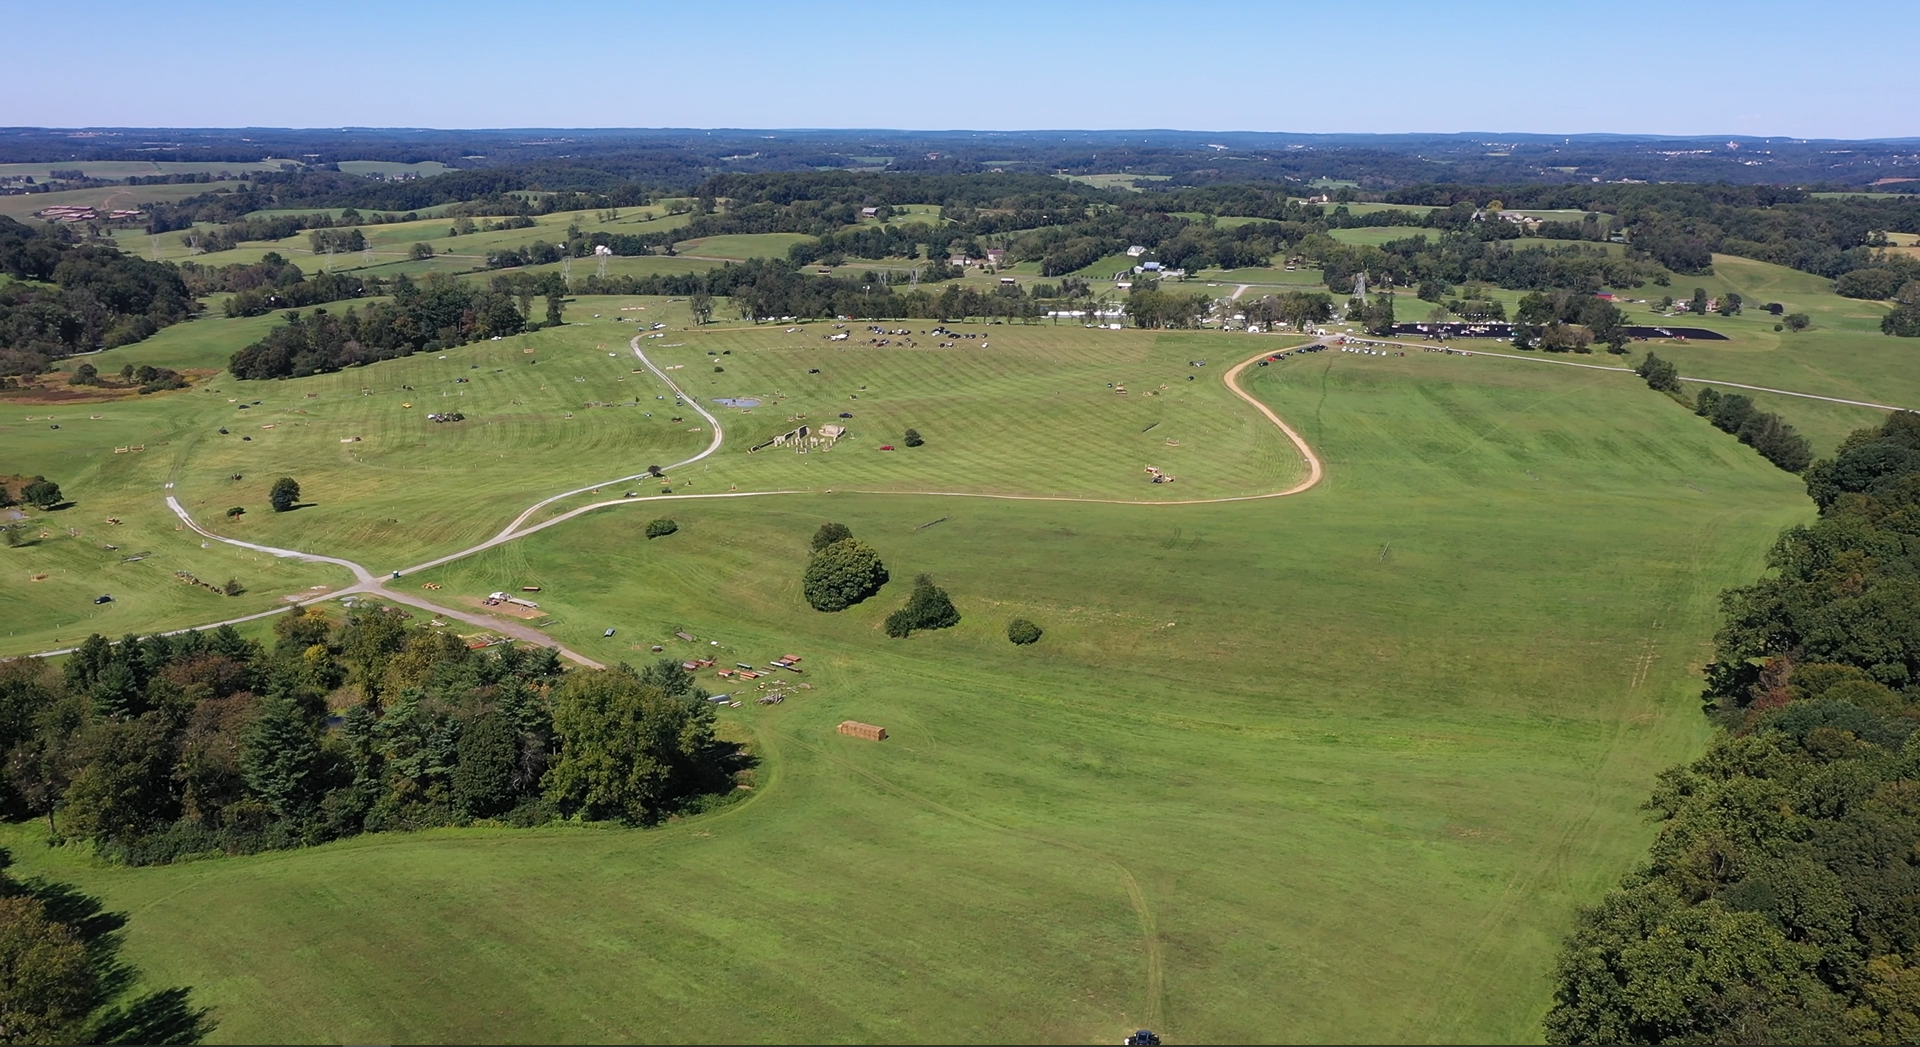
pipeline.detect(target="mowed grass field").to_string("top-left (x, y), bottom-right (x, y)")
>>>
top-left (0, 305), bottom-right (707, 655)
top-left (545, 322), bottom-right (1311, 507)
top-left (3, 343), bottom-right (1811, 1043)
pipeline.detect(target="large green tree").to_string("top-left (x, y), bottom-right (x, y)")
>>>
top-left (802, 539), bottom-right (889, 611)
top-left (543, 669), bottom-right (719, 824)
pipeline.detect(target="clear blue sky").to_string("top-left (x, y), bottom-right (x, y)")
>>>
top-left (7, 0), bottom-right (1915, 139)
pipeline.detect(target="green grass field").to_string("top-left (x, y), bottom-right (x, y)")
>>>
top-left (334, 160), bottom-right (454, 178)
top-left (0, 160), bottom-right (292, 181)
top-left (677, 232), bottom-right (816, 260)
top-left (1328, 226), bottom-right (1431, 247)
top-left (1, 321), bottom-right (1815, 1042)
top-left (0, 182), bottom-right (216, 221)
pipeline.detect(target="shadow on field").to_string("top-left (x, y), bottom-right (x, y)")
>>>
top-left (10, 862), bottom-right (216, 1045)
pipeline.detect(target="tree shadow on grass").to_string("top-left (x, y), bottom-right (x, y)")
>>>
top-left (12, 865), bottom-right (216, 1045)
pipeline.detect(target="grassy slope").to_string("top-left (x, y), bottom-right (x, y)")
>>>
top-left (2, 348), bottom-right (1809, 1043)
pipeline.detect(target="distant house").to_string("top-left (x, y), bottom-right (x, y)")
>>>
top-left (984, 248), bottom-right (1006, 266)
top-left (1137, 261), bottom-right (1163, 273)
top-left (948, 255), bottom-right (971, 267)
top-left (1594, 292), bottom-right (1616, 301)
top-left (860, 207), bottom-right (880, 218)
top-left (1125, 245), bottom-right (1147, 257)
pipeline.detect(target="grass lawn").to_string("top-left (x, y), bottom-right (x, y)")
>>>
top-left (334, 160), bottom-right (454, 178)
top-left (1, 338), bottom-right (1811, 1043)
top-left (1328, 226), bottom-right (1430, 247)
top-left (677, 233), bottom-right (817, 260)
top-left (0, 182), bottom-right (215, 221)
top-left (0, 160), bottom-right (290, 181)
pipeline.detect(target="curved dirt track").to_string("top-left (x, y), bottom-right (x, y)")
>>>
top-left (32, 338), bottom-right (1327, 660)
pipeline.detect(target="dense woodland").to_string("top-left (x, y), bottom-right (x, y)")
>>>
top-left (0, 216), bottom-right (193, 375)
top-left (1548, 412), bottom-right (1920, 1044)
top-left (0, 606), bottom-right (743, 866)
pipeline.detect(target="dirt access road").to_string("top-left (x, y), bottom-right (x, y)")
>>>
top-left (38, 333), bottom-right (1333, 660)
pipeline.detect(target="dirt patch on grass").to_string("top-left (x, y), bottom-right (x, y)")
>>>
top-left (0, 369), bottom-right (216, 404)
top-left (461, 595), bottom-right (546, 620)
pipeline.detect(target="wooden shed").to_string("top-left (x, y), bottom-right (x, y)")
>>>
top-left (837, 721), bottom-right (887, 742)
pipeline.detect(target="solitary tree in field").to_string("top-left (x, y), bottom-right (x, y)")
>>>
top-left (802, 539), bottom-right (888, 612)
top-left (545, 291), bottom-right (565, 326)
top-left (269, 477), bottom-right (300, 513)
top-left (690, 292), bottom-right (714, 325)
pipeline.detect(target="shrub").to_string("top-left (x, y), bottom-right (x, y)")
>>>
top-left (1007, 618), bottom-right (1043, 645)
top-left (809, 522), bottom-right (853, 551)
top-left (21, 478), bottom-right (62, 510)
top-left (269, 476), bottom-right (300, 512)
top-left (802, 539), bottom-right (888, 612)
top-left (409, 242), bottom-right (434, 260)
top-left (902, 428), bottom-right (924, 447)
top-left (225, 506), bottom-right (245, 518)
top-left (884, 574), bottom-right (960, 638)
top-left (645, 518), bottom-right (677, 539)
top-left (1784, 313), bottom-right (1811, 332)
top-left (222, 578), bottom-right (243, 596)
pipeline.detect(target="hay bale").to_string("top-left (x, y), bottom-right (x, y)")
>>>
top-left (836, 720), bottom-right (887, 742)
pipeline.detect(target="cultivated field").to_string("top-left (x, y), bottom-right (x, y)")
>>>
top-left (2, 324), bottom-right (1812, 1042)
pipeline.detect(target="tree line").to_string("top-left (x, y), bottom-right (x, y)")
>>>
top-left (1546, 410), bottom-right (1920, 1043)
top-left (227, 273), bottom-right (555, 379)
top-left (176, 252), bottom-right (380, 317)
top-left (0, 604), bottom-right (746, 868)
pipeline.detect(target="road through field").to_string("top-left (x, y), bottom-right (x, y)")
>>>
top-left (50, 325), bottom-right (1904, 663)
top-left (41, 337), bottom-right (1326, 661)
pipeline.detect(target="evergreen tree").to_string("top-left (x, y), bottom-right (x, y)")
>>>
top-left (240, 696), bottom-right (319, 820)
top-left (452, 713), bottom-right (518, 817)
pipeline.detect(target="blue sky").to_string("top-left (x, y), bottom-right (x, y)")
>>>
top-left (5, 0), bottom-right (1915, 139)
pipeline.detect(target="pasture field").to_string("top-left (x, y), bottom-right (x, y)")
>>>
top-left (1056, 172), bottom-right (1171, 190)
top-left (0, 305), bottom-right (711, 656)
top-left (0, 343), bottom-right (1812, 1043)
top-left (677, 232), bottom-right (817, 260)
top-left (334, 160), bottom-right (454, 178)
top-left (0, 181), bottom-right (213, 220)
top-left (1327, 226), bottom-right (1431, 247)
top-left (0, 160), bottom-right (291, 181)
top-left (522, 321), bottom-right (1311, 533)
top-left (110, 206), bottom-right (696, 276)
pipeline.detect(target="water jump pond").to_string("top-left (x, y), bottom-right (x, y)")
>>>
top-left (712, 397), bottom-right (763, 408)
